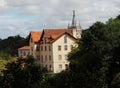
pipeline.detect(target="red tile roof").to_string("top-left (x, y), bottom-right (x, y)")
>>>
top-left (18, 46), bottom-right (30, 50)
top-left (29, 29), bottom-right (76, 44)
top-left (43, 29), bottom-right (72, 39)
top-left (50, 32), bottom-right (76, 43)
top-left (30, 31), bottom-right (42, 42)
top-left (39, 28), bottom-right (76, 44)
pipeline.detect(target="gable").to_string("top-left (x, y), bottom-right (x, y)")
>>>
top-left (52, 32), bottom-right (77, 44)
top-left (30, 31), bottom-right (42, 43)
top-left (39, 29), bottom-right (75, 44)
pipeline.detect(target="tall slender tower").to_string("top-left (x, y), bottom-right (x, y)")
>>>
top-left (68, 10), bottom-right (82, 38)
top-left (71, 10), bottom-right (76, 28)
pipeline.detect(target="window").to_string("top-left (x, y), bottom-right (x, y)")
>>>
top-left (58, 55), bottom-right (62, 60)
top-left (43, 58), bottom-right (45, 62)
top-left (36, 46), bottom-right (40, 51)
top-left (64, 45), bottom-right (67, 50)
top-left (49, 55), bottom-right (51, 61)
top-left (23, 51), bottom-right (26, 56)
top-left (41, 55), bottom-right (43, 62)
top-left (49, 65), bottom-right (52, 71)
top-left (45, 55), bottom-right (47, 62)
top-left (31, 47), bottom-right (33, 51)
top-left (59, 64), bottom-right (62, 71)
top-left (45, 65), bottom-right (47, 68)
top-left (37, 55), bottom-right (40, 61)
top-left (65, 54), bottom-right (68, 60)
top-left (43, 56), bottom-right (45, 62)
top-left (28, 52), bottom-right (30, 55)
top-left (45, 46), bottom-right (47, 51)
top-left (58, 45), bottom-right (61, 51)
top-left (41, 46), bottom-right (43, 51)
top-left (20, 51), bottom-right (22, 54)
top-left (45, 65), bottom-right (48, 71)
top-left (70, 45), bottom-right (73, 50)
top-left (65, 64), bottom-right (69, 70)
top-left (49, 46), bottom-right (51, 51)
top-left (64, 35), bottom-right (67, 43)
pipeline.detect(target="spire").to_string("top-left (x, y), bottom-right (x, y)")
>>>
top-left (78, 20), bottom-right (81, 29)
top-left (68, 22), bottom-right (70, 28)
top-left (71, 10), bottom-right (76, 28)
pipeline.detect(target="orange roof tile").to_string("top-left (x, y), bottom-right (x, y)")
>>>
top-left (18, 46), bottom-right (30, 50)
top-left (43, 28), bottom-right (72, 39)
top-left (30, 31), bottom-right (42, 42)
top-left (50, 32), bottom-right (77, 43)
top-left (39, 28), bottom-right (76, 44)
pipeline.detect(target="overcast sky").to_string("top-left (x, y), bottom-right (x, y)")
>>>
top-left (0, 0), bottom-right (120, 39)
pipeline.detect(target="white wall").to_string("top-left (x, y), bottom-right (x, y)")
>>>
top-left (18, 50), bottom-right (30, 57)
top-left (52, 34), bottom-right (76, 73)
top-left (36, 43), bottom-right (54, 72)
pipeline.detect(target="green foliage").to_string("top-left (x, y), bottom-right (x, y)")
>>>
top-left (1, 56), bottom-right (43, 88)
top-left (68, 15), bottom-right (120, 88)
top-left (116, 15), bottom-right (120, 20)
top-left (0, 35), bottom-right (29, 56)
top-left (0, 52), bottom-right (12, 76)
top-left (0, 52), bottom-right (12, 60)
top-left (111, 72), bottom-right (120, 88)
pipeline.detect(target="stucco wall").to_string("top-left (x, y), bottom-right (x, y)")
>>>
top-left (53, 34), bottom-right (76, 73)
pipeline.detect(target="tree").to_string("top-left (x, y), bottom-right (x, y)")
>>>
top-left (106, 17), bottom-right (120, 87)
top-left (0, 52), bottom-right (12, 76)
top-left (111, 72), bottom-right (120, 88)
top-left (1, 56), bottom-right (43, 88)
top-left (0, 35), bottom-right (28, 56)
top-left (68, 21), bottom-right (114, 88)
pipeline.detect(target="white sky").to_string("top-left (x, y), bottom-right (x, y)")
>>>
top-left (0, 0), bottom-right (120, 39)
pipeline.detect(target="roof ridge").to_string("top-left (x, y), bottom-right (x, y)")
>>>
top-left (18, 46), bottom-right (30, 50)
top-left (43, 28), bottom-right (69, 30)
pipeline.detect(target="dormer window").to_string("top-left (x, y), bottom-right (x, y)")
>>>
top-left (43, 37), bottom-right (49, 44)
top-left (45, 37), bottom-right (47, 44)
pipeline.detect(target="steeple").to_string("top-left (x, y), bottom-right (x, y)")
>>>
top-left (71, 10), bottom-right (76, 28)
top-left (68, 10), bottom-right (82, 39)
top-left (68, 22), bottom-right (70, 29)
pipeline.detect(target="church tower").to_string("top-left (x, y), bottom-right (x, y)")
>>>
top-left (68, 10), bottom-right (82, 38)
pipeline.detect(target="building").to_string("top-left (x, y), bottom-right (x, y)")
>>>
top-left (18, 46), bottom-right (30, 58)
top-left (29, 31), bottom-right (42, 58)
top-left (19, 11), bottom-right (82, 73)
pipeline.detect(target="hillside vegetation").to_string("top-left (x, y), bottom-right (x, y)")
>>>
top-left (0, 35), bottom-right (29, 56)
